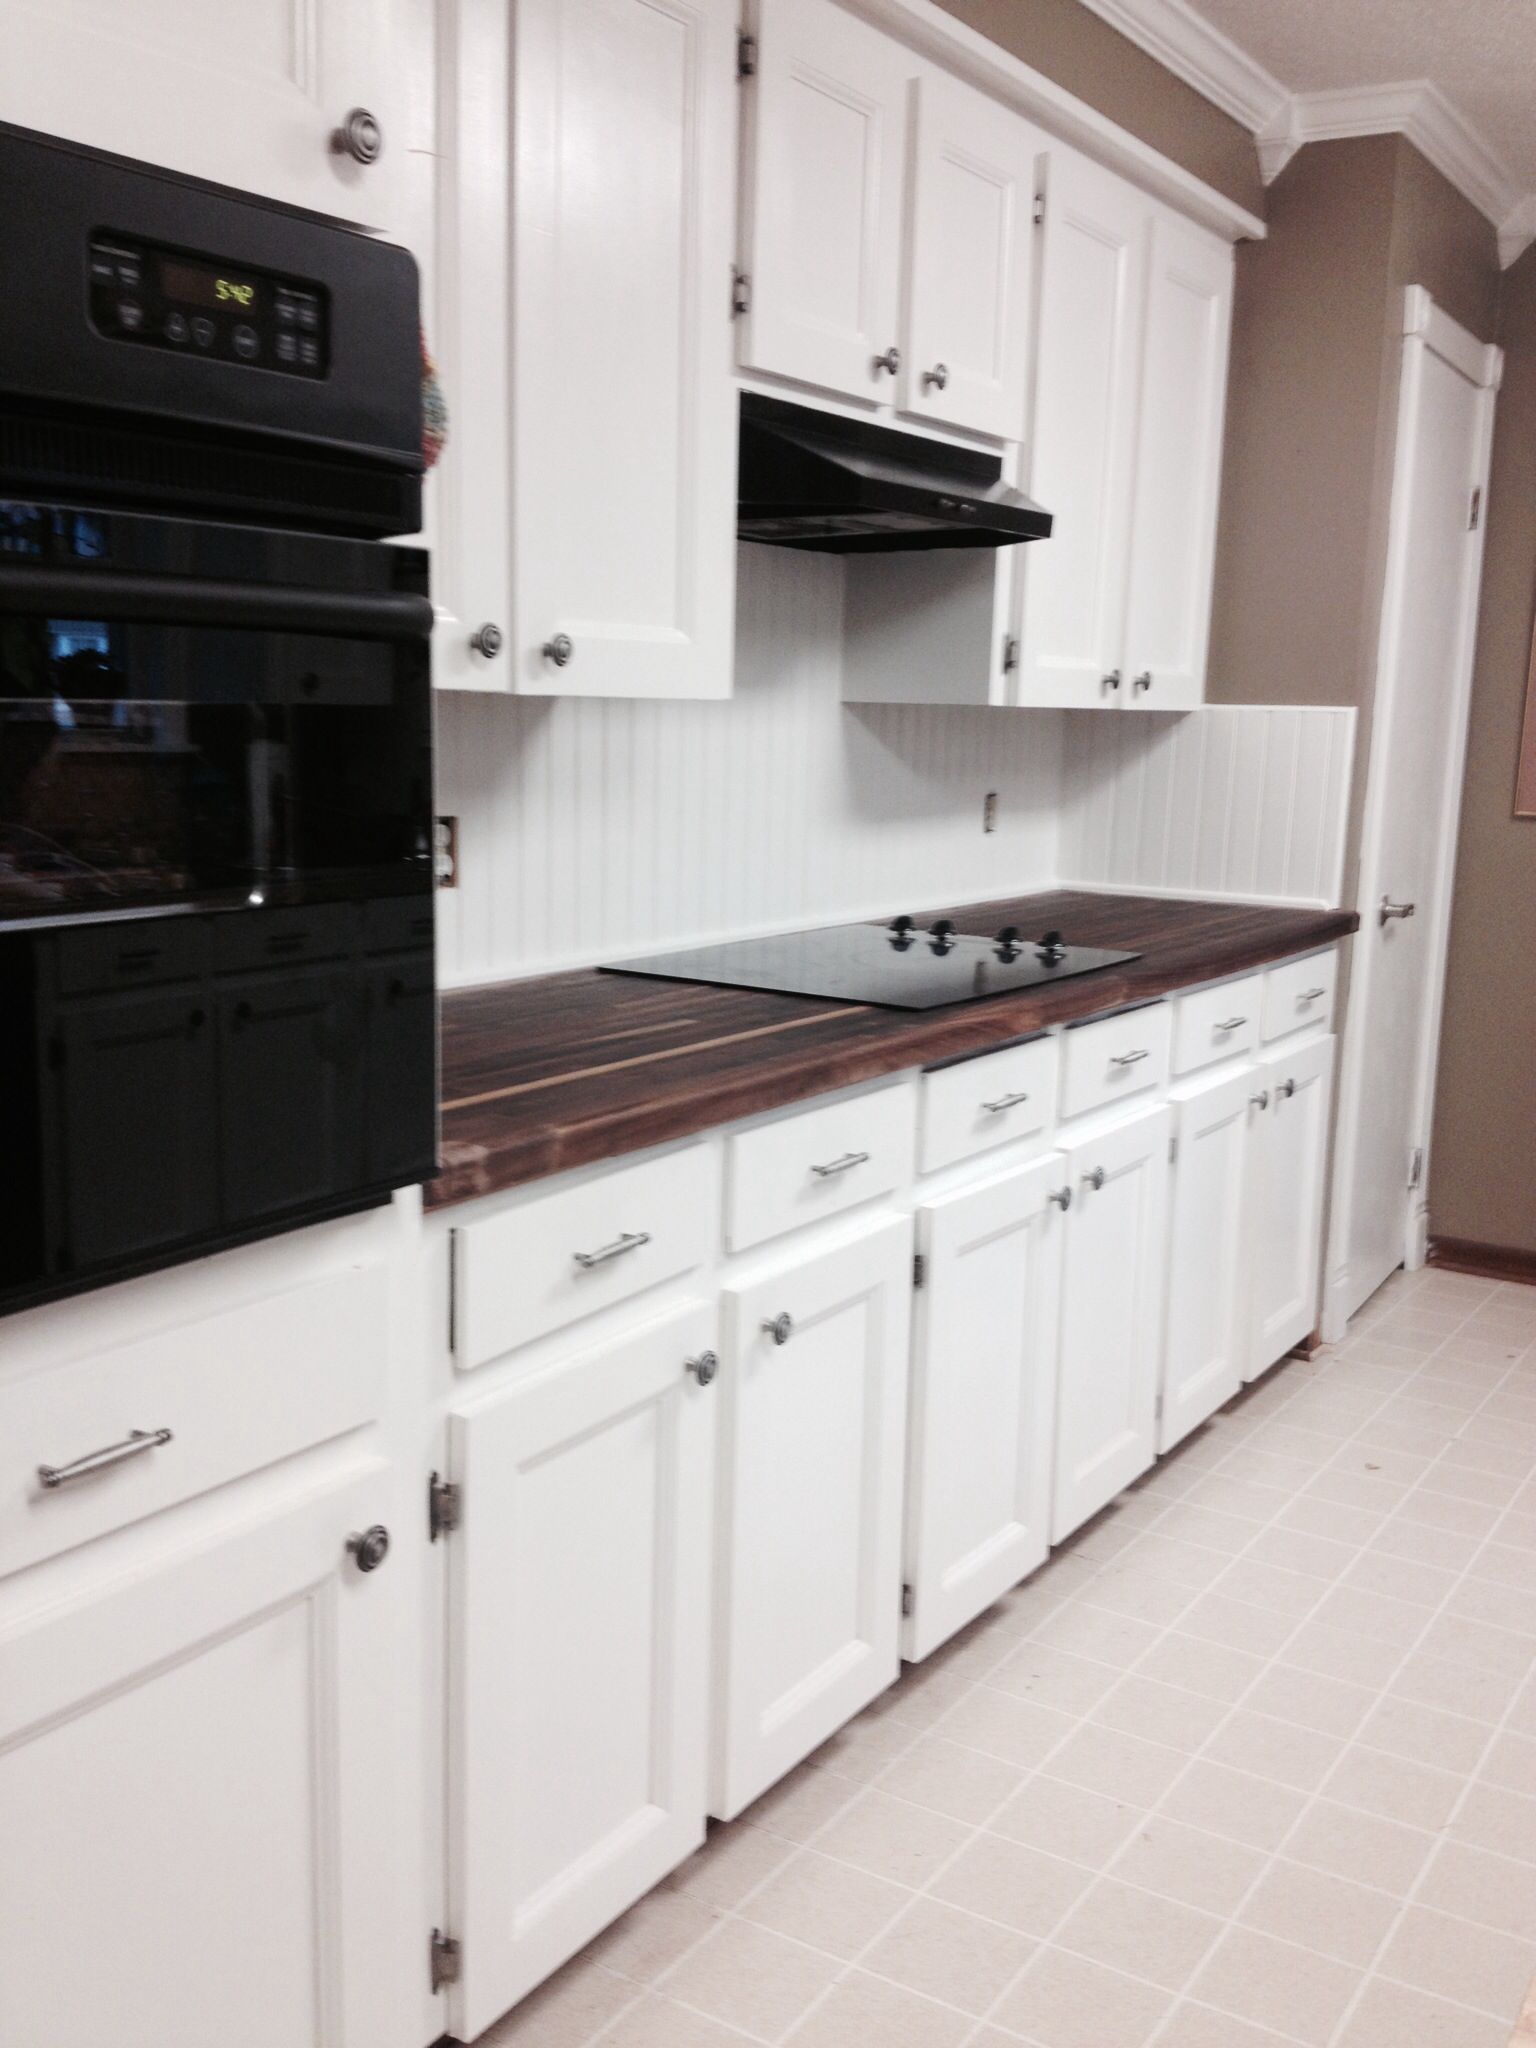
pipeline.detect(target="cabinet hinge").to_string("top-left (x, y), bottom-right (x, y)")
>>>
top-left (912, 1251), bottom-right (926, 1289)
top-left (1155, 1392), bottom-right (1165, 1421)
top-left (1032, 191), bottom-right (1046, 226)
top-left (901, 1583), bottom-right (915, 1617)
top-left (447, 1227), bottom-right (459, 1356)
top-left (1168, 1135), bottom-right (1178, 1165)
top-left (731, 268), bottom-right (751, 318)
top-left (430, 1927), bottom-right (462, 1994)
top-left (1408, 1145), bottom-right (1424, 1190)
top-left (429, 1471), bottom-right (462, 1541)
top-left (1001, 633), bottom-right (1020, 675)
top-left (737, 29), bottom-right (758, 77)
top-left (1469, 486), bottom-right (1482, 531)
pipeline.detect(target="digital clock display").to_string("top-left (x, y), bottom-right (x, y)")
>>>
top-left (157, 256), bottom-right (263, 313)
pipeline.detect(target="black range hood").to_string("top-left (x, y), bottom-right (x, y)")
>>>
top-left (737, 391), bottom-right (1053, 555)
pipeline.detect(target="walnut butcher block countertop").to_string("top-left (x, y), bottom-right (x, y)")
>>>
top-left (429, 889), bottom-right (1358, 1211)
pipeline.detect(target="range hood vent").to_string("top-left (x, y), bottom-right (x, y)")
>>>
top-left (737, 392), bottom-right (1052, 555)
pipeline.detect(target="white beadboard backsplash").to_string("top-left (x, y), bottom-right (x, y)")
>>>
top-left (1059, 704), bottom-right (1357, 909)
top-left (436, 551), bottom-right (1356, 988)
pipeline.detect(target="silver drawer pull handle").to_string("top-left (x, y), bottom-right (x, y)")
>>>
top-left (811, 1151), bottom-right (869, 1178)
top-left (1215, 1016), bottom-right (1248, 1032)
top-left (573, 1229), bottom-right (651, 1270)
top-left (1084, 1165), bottom-right (1107, 1191)
top-left (1110, 1049), bottom-right (1149, 1067)
top-left (981, 1090), bottom-right (1031, 1113)
top-left (1298, 986), bottom-right (1327, 1002)
top-left (1250, 1089), bottom-right (1270, 1110)
top-left (761, 1312), bottom-right (794, 1346)
top-left (38, 1427), bottom-right (173, 1491)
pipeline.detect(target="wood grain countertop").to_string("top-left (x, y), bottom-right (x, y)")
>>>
top-left (428, 889), bottom-right (1359, 1211)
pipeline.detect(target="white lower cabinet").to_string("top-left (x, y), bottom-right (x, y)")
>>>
top-left (447, 1300), bottom-right (717, 2041)
top-left (1159, 1065), bottom-right (1259, 1453)
top-left (903, 1156), bottom-right (1064, 1662)
top-left (0, 1465), bottom-right (415, 2048)
top-left (712, 1215), bottom-right (912, 1819)
top-left (1247, 1034), bottom-right (1335, 1379)
top-left (1052, 1103), bottom-right (1172, 1541)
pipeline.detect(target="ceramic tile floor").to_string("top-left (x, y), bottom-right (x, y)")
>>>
top-left (480, 1265), bottom-right (1536, 2048)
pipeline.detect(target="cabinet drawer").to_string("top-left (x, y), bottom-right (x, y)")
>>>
top-left (1059, 1003), bottom-right (1171, 1121)
top-left (454, 1144), bottom-right (715, 1369)
top-left (1171, 974), bottom-right (1263, 1077)
top-left (724, 1084), bottom-right (915, 1253)
top-left (919, 1038), bottom-right (1056, 1175)
top-left (1261, 951), bottom-right (1337, 1042)
top-left (2, 1263), bottom-right (387, 1576)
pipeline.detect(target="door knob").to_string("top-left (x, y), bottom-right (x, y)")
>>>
top-left (1084, 1165), bottom-right (1107, 1191)
top-left (1102, 670), bottom-right (1121, 693)
top-left (921, 362), bottom-right (949, 390)
top-left (872, 346), bottom-right (901, 377)
top-left (471, 622), bottom-right (503, 659)
top-left (1132, 671), bottom-right (1153, 694)
top-left (347, 1524), bottom-right (390, 1573)
top-left (1048, 1186), bottom-right (1073, 1211)
top-left (1278, 1078), bottom-right (1297, 1100)
top-left (542, 633), bottom-right (574, 668)
top-left (1250, 1089), bottom-right (1270, 1111)
top-left (686, 1350), bottom-right (719, 1386)
top-left (331, 108), bottom-right (383, 165)
top-left (761, 1312), bottom-right (793, 1346)
top-left (1379, 896), bottom-right (1416, 926)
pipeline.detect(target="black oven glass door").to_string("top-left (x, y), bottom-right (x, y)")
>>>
top-left (0, 502), bottom-right (436, 1315)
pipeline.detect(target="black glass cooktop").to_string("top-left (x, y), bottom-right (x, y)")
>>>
top-left (602, 918), bottom-right (1140, 1011)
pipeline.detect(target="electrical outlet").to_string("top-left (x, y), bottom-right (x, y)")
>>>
top-left (434, 815), bottom-right (459, 889)
top-left (982, 791), bottom-right (998, 834)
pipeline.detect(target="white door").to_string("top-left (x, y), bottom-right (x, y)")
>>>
top-left (1161, 1066), bottom-right (1255, 1452)
top-left (1053, 1103), bottom-right (1171, 1540)
top-left (905, 1155), bottom-right (1064, 1663)
top-left (1121, 212), bottom-right (1233, 710)
top-left (0, 1466), bottom-right (415, 2048)
top-left (1327, 292), bottom-right (1500, 1332)
top-left (738, 0), bottom-right (909, 405)
top-left (0, 0), bottom-right (403, 227)
top-left (900, 74), bottom-right (1039, 442)
top-left (1250, 1035), bottom-right (1335, 1378)
top-left (713, 1215), bottom-right (911, 1819)
top-left (1012, 147), bottom-right (1146, 709)
top-left (448, 1301), bottom-right (716, 2041)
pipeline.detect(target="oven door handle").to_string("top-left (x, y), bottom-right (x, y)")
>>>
top-left (0, 565), bottom-right (433, 642)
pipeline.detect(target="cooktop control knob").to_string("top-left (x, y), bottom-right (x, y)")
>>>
top-left (887, 914), bottom-right (916, 951)
top-left (928, 918), bottom-right (957, 955)
top-left (995, 924), bottom-right (1022, 959)
top-left (888, 915), bottom-right (915, 934)
top-left (1037, 929), bottom-right (1067, 965)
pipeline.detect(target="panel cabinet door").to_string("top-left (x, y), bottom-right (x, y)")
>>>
top-left (448, 1301), bottom-right (716, 2040)
top-left (484, 0), bottom-right (738, 698)
top-left (713, 1214), bottom-right (911, 1819)
top-left (739, 0), bottom-right (909, 405)
top-left (1247, 1034), bottom-right (1335, 1379)
top-left (1012, 147), bottom-right (1146, 709)
top-left (0, 0), bottom-right (404, 228)
top-left (905, 1155), bottom-right (1064, 1664)
top-left (0, 1466), bottom-right (416, 2048)
top-left (1161, 1066), bottom-right (1256, 1454)
top-left (217, 969), bottom-right (364, 1222)
top-left (1121, 212), bottom-right (1234, 710)
top-left (900, 74), bottom-right (1039, 442)
top-left (1053, 1103), bottom-right (1171, 1540)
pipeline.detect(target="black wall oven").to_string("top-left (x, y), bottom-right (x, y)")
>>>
top-left (0, 125), bottom-right (435, 1317)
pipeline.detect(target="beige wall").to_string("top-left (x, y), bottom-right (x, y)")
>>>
top-left (930, 0), bottom-right (1264, 217)
top-left (1430, 243), bottom-right (1536, 1255)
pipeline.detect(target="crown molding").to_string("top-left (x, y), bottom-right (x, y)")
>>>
top-left (1070, 0), bottom-right (1288, 130)
top-left (1499, 195), bottom-right (1536, 269)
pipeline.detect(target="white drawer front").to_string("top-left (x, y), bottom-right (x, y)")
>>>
top-left (919, 1037), bottom-right (1056, 1175)
top-left (1262, 951), bottom-right (1337, 1042)
top-left (1171, 974), bottom-right (1263, 1077)
top-left (455, 1144), bottom-right (715, 1369)
top-left (1059, 1003), bottom-right (1171, 1121)
top-left (2, 1264), bottom-right (386, 1576)
top-left (725, 1085), bottom-right (915, 1252)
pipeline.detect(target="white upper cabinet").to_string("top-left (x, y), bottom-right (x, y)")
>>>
top-left (0, 0), bottom-right (405, 227)
top-left (737, 0), bottom-right (909, 406)
top-left (436, 0), bottom-right (739, 698)
top-left (899, 74), bottom-right (1039, 441)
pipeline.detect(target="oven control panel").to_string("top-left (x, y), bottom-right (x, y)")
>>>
top-left (88, 235), bottom-right (329, 378)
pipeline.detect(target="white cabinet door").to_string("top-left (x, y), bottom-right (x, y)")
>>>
top-left (713, 1215), bottom-right (911, 1818)
top-left (739, 0), bottom-right (909, 405)
top-left (0, 0), bottom-right (403, 228)
top-left (1121, 212), bottom-right (1233, 710)
top-left (905, 1155), bottom-right (1064, 1663)
top-left (1052, 1103), bottom-right (1171, 1540)
top-left (900, 74), bottom-right (1039, 442)
top-left (1012, 147), bottom-right (1146, 709)
top-left (1161, 1067), bottom-right (1256, 1454)
top-left (448, 1301), bottom-right (716, 2040)
top-left (1248, 1035), bottom-right (1335, 1380)
top-left (0, 1466), bottom-right (416, 2048)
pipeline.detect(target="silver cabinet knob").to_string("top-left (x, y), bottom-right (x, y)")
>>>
top-left (471, 622), bottom-right (503, 659)
top-left (872, 345), bottom-right (901, 377)
top-left (1102, 670), bottom-right (1121, 693)
top-left (543, 633), bottom-right (574, 668)
top-left (347, 1524), bottom-right (390, 1573)
top-left (1084, 1165), bottom-right (1107, 1191)
top-left (922, 362), bottom-right (949, 390)
top-left (1278, 1078), bottom-right (1297, 1100)
top-left (331, 108), bottom-right (384, 165)
top-left (686, 1350), bottom-right (719, 1387)
top-left (1132, 671), bottom-right (1153, 693)
top-left (1250, 1089), bottom-right (1270, 1111)
top-left (761, 1312), bottom-right (793, 1346)
top-left (1379, 896), bottom-right (1416, 926)
top-left (1048, 1186), bottom-right (1073, 1211)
